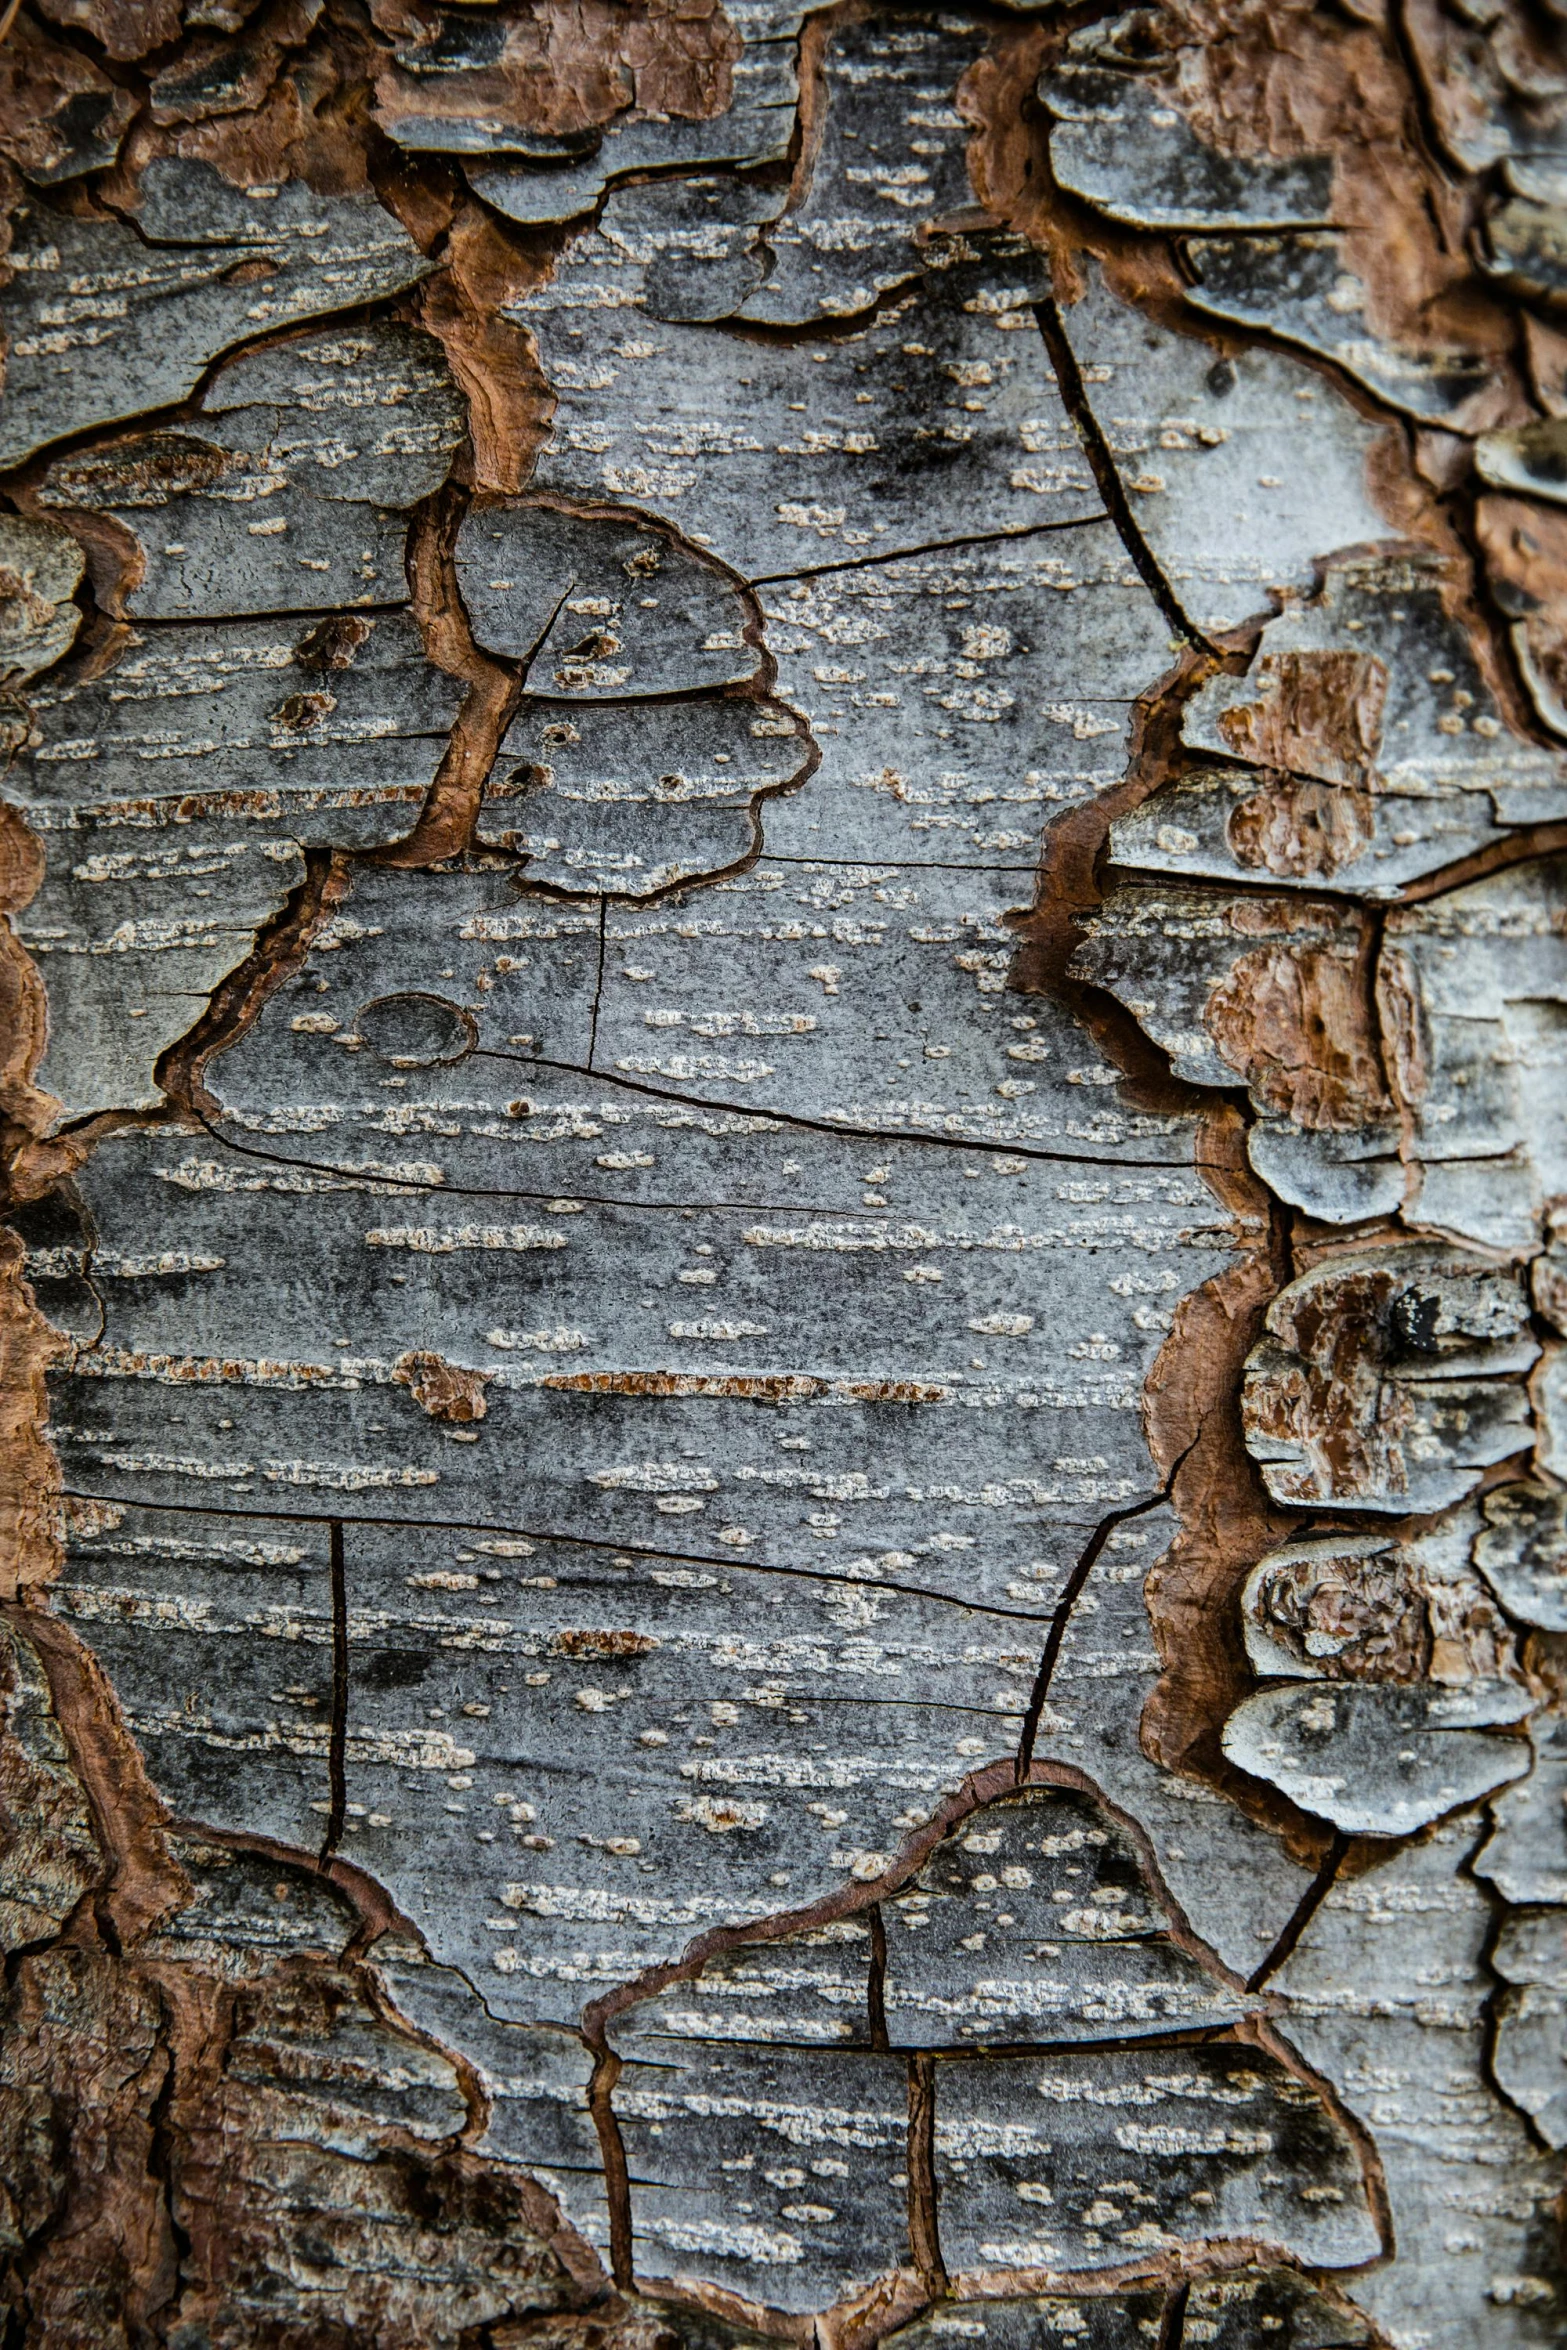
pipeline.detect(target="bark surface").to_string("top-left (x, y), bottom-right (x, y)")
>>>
top-left (0, 2), bottom-right (1563, 2345)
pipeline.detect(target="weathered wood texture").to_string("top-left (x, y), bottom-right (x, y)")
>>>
top-left (0, 4), bottom-right (1562, 2347)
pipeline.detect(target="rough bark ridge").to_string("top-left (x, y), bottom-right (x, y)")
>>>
top-left (0, 2), bottom-right (1563, 2345)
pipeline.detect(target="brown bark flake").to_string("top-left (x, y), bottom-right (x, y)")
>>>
top-left (1204, 935), bottom-right (1390, 1129)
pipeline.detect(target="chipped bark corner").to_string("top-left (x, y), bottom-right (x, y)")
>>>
top-left (0, 0), bottom-right (1564, 2344)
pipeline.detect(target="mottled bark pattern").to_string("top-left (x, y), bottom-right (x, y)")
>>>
top-left (0, 4), bottom-right (1563, 2348)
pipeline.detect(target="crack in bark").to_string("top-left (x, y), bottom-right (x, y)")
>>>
top-left (376, 482), bottom-right (531, 870)
top-left (317, 1516), bottom-right (349, 1869)
top-left (578, 1750), bottom-right (1302, 2070)
top-left (748, 509), bottom-right (1112, 586)
top-left (1014, 1461), bottom-right (1191, 1781)
top-left (1035, 295), bottom-right (1217, 656)
top-left (56, 1486), bottom-right (1070, 1624)
top-left (156, 848), bottom-right (352, 1123)
top-left (866, 1902), bottom-right (889, 2053)
top-left (193, 1102), bottom-right (1180, 1211)
top-left (587, 898), bottom-right (608, 1071)
top-left (1245, 1829), bottom-right (1350, 1993)
top-left (904, 2053), bottom-right (943, 2296)
top-left (479, 1048), bottom-right (1201, 1169)
top-left (1155, 2278), bottom-right (1188, 2350)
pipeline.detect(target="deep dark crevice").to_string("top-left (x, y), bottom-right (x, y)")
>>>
top-left (1386, 0), bottom-right (1473, 233)
top-left (1464, 1807), bottom-right (1553, 2155)
top-left (317, 1519), bottom-right (349, 1870)
top-left (1035, 295), bottom-right (1215, 655)
top-left (144, 1980), bottom-right (194, 2330)
top-left (0, 1886), bottom-right (104, 1991)
top-left (1389, 817), bottom-right (1567, 904)
top-left (588, 2043), bottom-right (635, 2289)
top-left (905, 2051), bottom-right (945, 2293)
top-left (1015, 1457), bottom-right (1191, 1780)
top-left (36, 1098), bottom-right (177, 1150)
top-left (1156, 2278), bottom-right (1189, 2350)
top-left (1245, 1830), bottom-right (1349, 1992)
top-left (156, 848), bottom-right (347, 1120)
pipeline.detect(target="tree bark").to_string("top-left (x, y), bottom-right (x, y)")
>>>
top-left (0, 2), bottom-right (1563, 2344)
